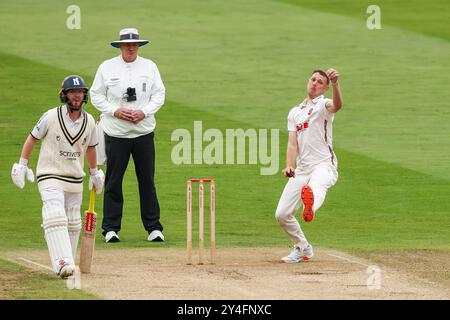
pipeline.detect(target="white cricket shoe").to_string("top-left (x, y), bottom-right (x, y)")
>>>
top-left (105, 231), bottom-right (120, 243)
top-left (280, 244), bottom-right (314, 263)
top-left (302, 244), bottom-right (314, 261)
top-left (58, 264), bottom-right (75, 279)
top-left (147, 230), bottom-right (164, 242)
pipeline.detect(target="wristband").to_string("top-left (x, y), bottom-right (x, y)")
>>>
top-left (19, 158), bottom-right (28, 166)
top-left (90, 167), bottom-right (98, 175)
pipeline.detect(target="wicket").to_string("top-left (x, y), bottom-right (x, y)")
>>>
top-left (186, 178), bottom-right (216, 265)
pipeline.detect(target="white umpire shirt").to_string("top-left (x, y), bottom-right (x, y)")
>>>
top-left (90, 55), bottom-right (165, 138)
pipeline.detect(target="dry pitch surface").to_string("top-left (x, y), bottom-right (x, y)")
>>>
top-left (3, 247), bottom-right (449, 300)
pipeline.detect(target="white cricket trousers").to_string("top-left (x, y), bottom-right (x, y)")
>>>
top-left (275, 164), bottom-right (338, 248)
top-left (40, 189), bottom-right (83, 273)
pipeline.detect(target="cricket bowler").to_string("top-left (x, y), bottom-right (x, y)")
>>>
top-left (276, 68), bottom-right (343, 263)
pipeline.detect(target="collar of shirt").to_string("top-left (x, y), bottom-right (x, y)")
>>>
top-left (63, 104), bottom-right (84, 124)
top-left (119, 55), bottom-right (140, 67)
top-left (300, 94), bottom-right (324, 107)
top-left (312, 95), bottom-right (324, 104)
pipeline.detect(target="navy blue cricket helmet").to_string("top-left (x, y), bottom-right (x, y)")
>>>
top-left (59, 75), bottom-right (89, 103)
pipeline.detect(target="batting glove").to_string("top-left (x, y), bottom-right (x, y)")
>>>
top-left (11, 159), bottom-right (35, 189)
top-left (89, 168), bottom-right (105, 194)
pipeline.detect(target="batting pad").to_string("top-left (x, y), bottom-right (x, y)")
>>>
top-left (67, 206), bottom-right (81, 260)
top-left (42, 200), bottom-right (75, 273)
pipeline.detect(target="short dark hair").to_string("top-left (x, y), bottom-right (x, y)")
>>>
top-left (311, 69), bottom-right (329, 84)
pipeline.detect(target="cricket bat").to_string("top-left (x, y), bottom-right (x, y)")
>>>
top-left (79, 188), bottom-right (97, 273)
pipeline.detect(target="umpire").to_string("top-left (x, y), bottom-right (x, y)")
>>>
top-left (91, 28), bottom-right (166, 243)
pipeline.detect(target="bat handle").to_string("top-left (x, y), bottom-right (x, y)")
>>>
top-left (88, 188), bottom-right (96, 212)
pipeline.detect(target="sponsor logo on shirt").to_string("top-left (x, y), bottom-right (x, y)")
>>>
top-left (296, 121), bottom-right (309, 132)
top-left (59, 150), bottom-right (81, 161)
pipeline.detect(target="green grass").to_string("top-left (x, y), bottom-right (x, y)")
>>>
top-left (0, 0), bottom-right (449, 298)
top-left (0, 258), bottom-right (98, 299)
top-left (311, 149), bottom-right (450, 251)
top-left (278, 0), bottom-right (450, 41)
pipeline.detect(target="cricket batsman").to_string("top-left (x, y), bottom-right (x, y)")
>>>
top-left (11, 75), bottom-right (105, 278)
top-left (276, 68), bottom-right (343, 263)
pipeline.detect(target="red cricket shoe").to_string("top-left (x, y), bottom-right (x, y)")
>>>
top-left (301, 185), bottom-right (315, 222)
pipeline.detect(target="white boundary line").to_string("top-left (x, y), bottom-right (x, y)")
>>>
top-left (326, 253), bottom-right (371, 268)
top-left (17, 257), bottom-right (53, 272)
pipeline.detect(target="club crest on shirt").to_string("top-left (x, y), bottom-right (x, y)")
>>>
top-left (56, 135), bottom-right (61, 141)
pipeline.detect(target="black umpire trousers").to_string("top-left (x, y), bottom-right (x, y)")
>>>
top-left (102, 132), bottom-right (163, 236)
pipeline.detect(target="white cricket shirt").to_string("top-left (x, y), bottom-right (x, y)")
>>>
top-left (287, 95), bottom-right (338, 172)
top-left (31, 105), bottom-right (98, 192)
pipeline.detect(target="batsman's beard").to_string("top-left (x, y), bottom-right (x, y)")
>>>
top-left (67, 100), bottom-right (83, 112)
